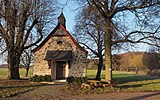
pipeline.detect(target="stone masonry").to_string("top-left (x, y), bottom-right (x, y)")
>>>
top-left (33, 20), bottom-right (87, 78)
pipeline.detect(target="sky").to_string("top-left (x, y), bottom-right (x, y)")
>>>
top-left (0, 0), bottom-right (153, 64)
top-left (57, 0), bottom-right (149, 53)
top-left (0, 0), bottom-right (78, 64)
top-left (57, 0), bottom-right (79, 33)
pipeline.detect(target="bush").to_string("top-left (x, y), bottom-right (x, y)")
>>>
top-left (66, 76), bottom-right (75, 84)
top-left (66, 76), bottom-right (88, 84)
top-left (29, 75), bottom-right (52, 82)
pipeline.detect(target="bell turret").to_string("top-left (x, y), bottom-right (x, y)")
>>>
top-left (58, 12), bottom-right (66, 28)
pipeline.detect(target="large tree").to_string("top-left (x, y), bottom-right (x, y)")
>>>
top-left (78, 0), bottom-right (160, 81)
top-left (0, 0), bottom-right (57, 79)
top-left (74, 6), bottom-right (105, 80)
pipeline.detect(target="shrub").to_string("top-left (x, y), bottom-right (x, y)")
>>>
top-left (43, 75), bottom-right (52, 82)
top-left (66, 76), bottom-right (88, 84)
top-left (66, 76), bottom-right (75, 84)
top-left (29, 75), bottom-right (52, 82)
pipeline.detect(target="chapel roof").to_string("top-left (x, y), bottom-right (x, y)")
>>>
top-left (32, 13), bottom-right (87, 54)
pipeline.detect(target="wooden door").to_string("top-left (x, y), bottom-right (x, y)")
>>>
top-left (56, 61), bottom-right (66, 79)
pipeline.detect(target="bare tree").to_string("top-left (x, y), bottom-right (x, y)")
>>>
top-left (20, 34), bottom-right (33, 77)
top-left (0, 37), bottom-right (7, 65)
top-left (74, 6), bottom-right (105, 80)
top-left (143, 47), bottom-right (160, 72)
top-left (0, 0), bottom-right (57, 79)
top-left (77, 0), bottom-right (160, 81)
top-left (0, 38), bottom-right (6, 57)
top-left (20, 50), bottom-right (33, 77)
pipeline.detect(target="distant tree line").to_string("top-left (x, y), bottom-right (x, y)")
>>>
top-left (113, 52), bottom-right (160, 73)
top-left (88, 52), bottom-right (160, 74)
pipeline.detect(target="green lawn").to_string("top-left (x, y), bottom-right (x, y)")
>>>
top-left (0, 69), bottom-right (160, 97)
top-left (0, 79), bottom-right (44, 98)
top-left (0, 68), bottom-right (33, 79)
top-left (87, 70), bottom-right (139, 82)
top-left (0, 68), bottom-right (158, 83)
top-left (86, 70), bottom-right (160, 92)
top-left (87, 70), bottom-right (159, 83)
top-left (1, 68), bottom-right (134, 80)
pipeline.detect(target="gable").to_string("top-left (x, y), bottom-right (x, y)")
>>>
top-left (53, 28), bottom-right (67, 36)
top-left (32, 24), bottom-right (88, 54)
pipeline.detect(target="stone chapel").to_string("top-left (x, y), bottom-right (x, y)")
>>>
top-left (32, 12), bottom-right (88, 80)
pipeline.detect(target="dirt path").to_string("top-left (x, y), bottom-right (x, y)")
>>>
top-left (3, 85), bottom-right (160, 100)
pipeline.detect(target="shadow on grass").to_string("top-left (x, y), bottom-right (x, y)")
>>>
top-left (0, 81), bottom-right (66, 98)
top-left (88, 74), bottom-right (160, 84)
top-left (115, 81), bottom-right (160, 89)
top-left (113, 75), bottom-right (160, 84)
top-left (0, 84), bottom-right (44, 89)
top-left (8, 84), bottom-right (64, 97)
top-left (111, 75), bottom-right (160, 90)
top-left (0, 84), bottom-right (44, 98)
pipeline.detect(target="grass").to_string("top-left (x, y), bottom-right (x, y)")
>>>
top-left (87, 70), bottom-right (139, 82)
top-left (0, 79), bottom-right (45, 98)
top-left (0, 68), bottom-right (39, 98)
top-left (0, 68), bottom-right (8, 78)
top-left (0, 68), bottom-right (33, 79)
top-left (116, 79), bottom-right (160, 92)
top-left (85, 70), bottom-right (160, 93)
top-left (0, 68), bottom-right (160, 97)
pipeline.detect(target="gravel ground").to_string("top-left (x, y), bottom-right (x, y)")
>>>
top-left (2, 85), bottom-right (160, 100)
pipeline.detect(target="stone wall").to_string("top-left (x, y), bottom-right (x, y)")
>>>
top-left (33, 28), bottom-right (87, 77)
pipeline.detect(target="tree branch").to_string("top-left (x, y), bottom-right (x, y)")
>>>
top-left (21, 19), bottom-right (38, 49)
top-left (114, 1), bottom-right (160, 16)
top-left (112, 29), bottom-right (160, 47)
top-left (0, 23), bottom-right (9, 44)
top-left (24, 31), bottom-right (43, 49)
top-left (87, 0), bottom-right (108, 18)
top-left (80, 42), bottom-right (98, 56)
top-left (0, 48), bottom-right (7, 55)
top-left (110, 0), bottom-right (119, 12)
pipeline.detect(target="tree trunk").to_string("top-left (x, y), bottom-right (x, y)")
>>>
top-left (8, 50), bottom-right (21, 79)
top-left (136, 67), bottom-right (138, 74)
top-left (104, 18), bottom-right (112, 81)
top-left (25, 68), bottom-right (29, 77)
top-left (95, 56), bottom-right (103, 80)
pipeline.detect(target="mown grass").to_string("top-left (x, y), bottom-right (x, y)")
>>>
top-left (116, 79), bottom-right (160, 92)
top-left (0, 69), bottom-right (160, 97)
top-left (0, 68), bottom-right (33, 79)
top-left (0, 79), bottom-right (44, 98)
top-left (87, 70), bottom-right (134, 79)
top-left (0, 68), bottom-right (7, 78)
top-left (0, 68), bottom-right (35, 98)
top-left (87, 70), bottom-right (142, 83)
top-left (85, 70), bottom-right (160, 93)
top-left (65, 77), bottom-right (160, 95)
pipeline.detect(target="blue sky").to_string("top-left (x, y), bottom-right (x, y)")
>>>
top-left (57, 1), bottom-right (149, 53)
top-left (57, 0), bottom-right (79, 33)
top-left (0, 0), bottom-right (78, 64)
top-left (0, 1), bottom-right (153, 64)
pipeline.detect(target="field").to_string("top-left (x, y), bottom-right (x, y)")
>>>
top-left (0, 68), bottom-right (159, 81)
top-left (0, 68), bottom-right (33, 79)
top-left (87, 70), bottom-right (135, 79)
top-left (87, 70), bottom-right (158, 83)
top-left (1, 68), bottom-right (136, 80)
top-left (0, 68), bottom-right (160, 98)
